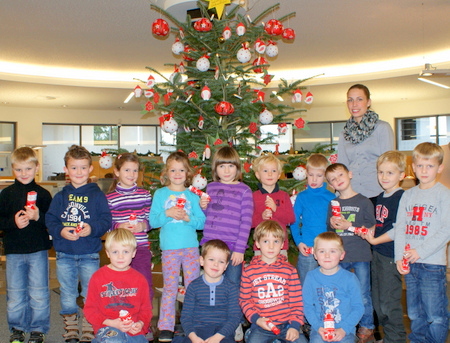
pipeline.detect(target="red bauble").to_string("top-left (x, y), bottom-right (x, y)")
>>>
top-left (252, 56), bottom-right (268, 73)
top-left (152, 18), bottom-right (170, 37)
top-left (194, 18), bottom-right (213, 32)
top-left (214, 101), bottom-right (235, 116)
top-left (282, 28), bottom-right (296, 40)
top-left (264, 19), bottom-right (284, 36)
top-left (183, 45), bottom-right (195, 61)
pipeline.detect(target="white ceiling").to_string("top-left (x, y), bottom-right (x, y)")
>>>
top-left (0, 0), bottom-right (449, 112)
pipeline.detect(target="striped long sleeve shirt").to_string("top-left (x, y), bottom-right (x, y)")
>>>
top-left (200, 181), bottom-right (253, 254)
top-left (239, 255), bottom-right (304, 331)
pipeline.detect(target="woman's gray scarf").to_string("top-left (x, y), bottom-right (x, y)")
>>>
top-left (342, 110), bottom-right (379, 144)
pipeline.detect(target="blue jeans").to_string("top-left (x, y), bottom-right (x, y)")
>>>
top-left (405, 263), bottom-right (449, 343)
top-left (297, 253), bottom-right (318, 285)
top-left (309, 330), bottom-right (356, 343)
top-left (246, 323), bottom-right (308, 343)
top-left (224, 254), bottom-right (243, 286)
top-left (6, 250), bottom-right (50, 333)
top-left (56, 252), bottom-right (99, 315)
top-left (340, 261), bottom-right (374, 329)
top-left (92, 327), bottom-right (147, 343)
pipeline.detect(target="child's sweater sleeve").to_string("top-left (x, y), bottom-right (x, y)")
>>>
top-left (339, 274), bottom-right (364, 335)
top-left (292, 194), bottom-right (304, 246)
top-left (286, 269), bottom-right (304, 330)
top-left (234, 186), bottom-right (253, 254)
top-left (149, 188), bottom-right (172, 228)
top-left (271, 191), bottom-right (295, 228)
top-left (89, 192), bottom-right (112, 238)
top-left (239, 267), bottom-right (259, 323)
top-left (45, 193), bottom-right (65, 239)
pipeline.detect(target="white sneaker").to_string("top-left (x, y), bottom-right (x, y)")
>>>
top-left (234, 323), bottom-right (244, 342)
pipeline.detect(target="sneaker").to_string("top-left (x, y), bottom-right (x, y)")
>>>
top-left (234, 323), bottom-right (244, 342)
top-left (10, 328), bottom-right (25, 343)
top-left (145, 330), bottom-right (154, 342)
top-left (28, 332), bottom-right (45, 343)
top-left (158, 330), bottom-right (174, 342)
top-left (357, 327), bottom-right (375, 343)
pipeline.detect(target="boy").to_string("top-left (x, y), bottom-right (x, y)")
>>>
top-left (393, 142), bottom-right (450, 342)
top-left (0, 147), bottom-right (53, 343)
top-left (303, 232), bottom-right (364, 343)
top-left (84, 229), bottom-right (151, 343)
top-left (252, 153), bottom-right (295, 256)
top-left (239, 220), bottom-right (307, 343)
top-left (174, 239), bottom-right (241, 343)
top-left (362, 151), bottom-right (407, 342)
top-left (46, 145), bottom-right (112, 343)
top-left (325, 163), bottom-right (376, 343)
top-left (292, 153), bottom-right (335, 284)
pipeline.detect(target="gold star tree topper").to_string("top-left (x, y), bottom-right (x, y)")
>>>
top-left (205, 0), bottom-right (231, 19)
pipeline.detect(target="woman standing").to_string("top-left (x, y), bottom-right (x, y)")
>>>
top-left (337, 84), bottom-right (394, 198)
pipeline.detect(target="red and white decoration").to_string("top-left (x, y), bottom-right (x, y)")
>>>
top-left (264, 19), bottom-right (284, 36)
top-left (259, 109), bottom-right (273, 124)
top-left (294, 117), bottom-right (306, 129)
top-left (196, 55), bottom-right (210, 72)
top-left (305, 91), bottom-right (314, 104)
top-left (146, 75), bottom-right (156, 88)
top-left (215, 101), bottom-right (235, 115)
top-left (253, 56), bottom-right (268, 73)
top-left (293, 165), bottom-right (307, 181)
top-left (171, 38), bottom-right (184, 55)
top-left (134, 85), bottom-right (142, 98)
top-left (254, 38), bottom-right (266, 54)
top-left (222, 26), bottom-right (232, 40)
top-left (201, 86), bottom-right (211, 101)
top-left (152, 18), bottom-right (170, 37)
top-left (203, 144), bottom-right (211, 160)
top-left (282, 28), bottom-right (296, 40)
top-left (159, 113), bottom-right (179, 133)
top-left (265, 40), bottom-right (278, 57)
top-left (236, 22), bottom-right (246, 36)
top-left (278, 123), bottom-right (288, 134)
top-left (292, 89), bottom-right (302, 103)
top-left (192, 174), bottom-right (207, 189)
top-left (99, 151), bottom-right (113, 169)
top-left (198, 115), bottom-right (204, 129)
top-left (237, 44), bottom-right (252, 63)
top-left (194, 18), bottom-right (212, 32)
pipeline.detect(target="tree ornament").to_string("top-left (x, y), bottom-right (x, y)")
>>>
top-left (292, 89), bottom-right (302, 103)
top-left (294, 117), bottom-right (306, 129)
top-left (251, 146), bottom-right (262, 157)
top-left (171, 38), bottom-right (184, 55)
top-left (153, 92), bottom-right (160, 103)
top-left (163, 91), bottom-right (173, 106)
top-left (305, 91), bottom-right (314, 104)
top-left (278, 123), bottom-right (288, 134)
top-left (237, 44), bottom-right (252, 63)
top-left (159, 113), bottom-right (179, 133)
top-left (282, 27), bottom-right (296, 40)
top-left (196, 55), bottom-right (210, 72)
top-left (265, 40), bottom-right (278, 57)
top-left (259, 109), bottom-right (273, 124)
top-left (222, 26), bottom-right (231, 40)
top-left (99, 151), bottom-right (113, 169)
top-left (152, 18), bottom-right (170, 37)
top-left (263, 74), bottom-right (274, 85)
top-left (194, 17), bottom-right (213, 32)
top-left (252, 56), bottom-right (268, 73)
top-left (264, 19), bottom-right (284, 36)
top-left (169, 65), bottom-right (180, 84)
top-left (249, 122), bottom-right (258, 134)
top-left (145, 101), bottom-right (154, 111)
top-left (192, 173), bottom-right (207, 189)
top-left (252, 89), bottom-right (265, 103)
top-left (203, 144), bottom-right (211, 160)
top-left (329, 153), bottom-right (338, 164)
top-left (144, 89), bottom-right (155, 98)
top-left (215, 101), bottom-right (235, 115)
top-left (293, 165), bottom-right (307, 181)
top-left (244, 161), bottom-right (252, 173)
top-left (201, 86), bottom-right (211, 101)
top-left (236, 22), bottom-right (246, 36)
top-left (134, 85), bottom-right (142, 97)
top-left (205, 0), bottom-right (231, 19)
top-left (198, 115), bottom-right (205, 129)
top-left (290, 190), bottom-right (298, 205)
top-left (254, 38), bottom-right (266, 54)
top-left (188, 151), bottom-right (198, 159)
top-left (183, 45), bottom-right (195, 61)
top-left (213, 138), bottom-right (223, 145)
top-left (146, 75), bottom-right (156, 88)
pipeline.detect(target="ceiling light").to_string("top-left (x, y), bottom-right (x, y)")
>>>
top-left (419, 63), bottom-right (450, 77)
top-left (124, 92), bottom-right (134, 103)
top-left (417, 78), bottom-right (450, 89)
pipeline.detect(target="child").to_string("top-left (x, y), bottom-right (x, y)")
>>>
top-left (106, 153), bottom-right (153, 339)
top-left (174, 239), bottom-right (241, 343)
top-left (84, 228), bottom-right (152, 343)
top-left (325, 163), bottom-right (376, 343)
top-left (252, 153), bottom-right (295, 256)
top-left (46, 145), bottom-right (112, 343)
top-left (149, 151), bottom-right (206, 342)
top-left (361, 151), bottom-right (407, 342)
top-left (303, 232), bottom-right (364, 343)
top-left (0, 147), bottom-right (53, 343)
top-left (239, 220), bottom-right (307, 343)
top-left (393, 142), bottom-right (450, 342)
top-left (200, 146), bottom-right (253, 285)
top-left (292, 153), bottom-right (335, 284)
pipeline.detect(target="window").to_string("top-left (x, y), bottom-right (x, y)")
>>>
top-left (396, 115), bottom-right (449, 150)
top-left (293, 121), bottom-right (344, 152)
top-left (0, 121), bottom-right (16, 177)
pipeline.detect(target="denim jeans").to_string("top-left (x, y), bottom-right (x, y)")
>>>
top-left (56, 252), bottom-right (99, 315)
top-left (297, 253), bottom-right (318, 285)
top-left (92, 327), bottom-right (147, 343)
top-left (246, 323), bottom-right (308, 343)
top-left (340, 261), bottom-right (374, 329)
top-left (405, 263), bottom-right (449, 343)
top-left (309, 330), bottom-right (356, 343)
top-left (6, 250), bottom-right (50, 333)
top-left (224, 254), bottom-right (243, 286)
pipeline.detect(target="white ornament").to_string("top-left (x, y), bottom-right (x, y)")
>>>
top-left (99, 155), bottom-right (113, 169)
top-left (265, 43), bottom-right (279, 57)
top-left (162, 118), bottom-right (179, 133)
top-left (292, 89), bottom-right (302, 103)
top-left (146, 75), bottom-right (155, 88)
top-left (237, 47), bottom-right (251, 63)
top-left (293, 165), bottom-right (307, 181)
top-left (290, 194), bottom-right (298, 206)
top-left (305, 91), bottom-right (314, 105)
top-left (192, 174), bottom-right (207, 189)
top-left (254, 39), bottom-right (266, 54)
top-left (222, 26), bottom-right (231, 40)
top-left (172, 40), bottom-right (184, 55)
top-left (196, 56), bottom-right (210, 72)
top-left (201, 86), bottom-right (211, 100)
top-left (259, 109), bottom-right (273, 124)
top-left (236, 23), bottom-right (246, 36)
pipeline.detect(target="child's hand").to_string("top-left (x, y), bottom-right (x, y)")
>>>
top-left (187, 332), bottom-right (205, 343)
top-left (285, 327), bottom-right (300, 342)
top-left (15, 210), bottom-right (29, 229)
top-left (255, 317), bottom-right (271, 331)
top-left (230, 252), bottom-right (244, 266)
top-left (204, 332), bottom-right (225, 343)
top-left (317, 327), bottom-right (333, 342)
top-left (181, 212), bottom-right (190, 222)
top-left (128, 320), bottom-right (143, 335)
top-left (61, 226), bottom-right (80, 241)
top-left (396, 260), bottom-right (409, 275)
top-left (298, 242), bottom-right (311, 256)
top-left (262, 208), bottom-right (273, 220)
top-left (103, 318), bottom-right (134, 332)
top-left (24, 205), bottom-right (40, 221)
top-left (166, 206), bottom-right (186, 221)
top-left (330, 216), bottom-right (351, 230)
top-left (332, 328), bottom-right (346, 341)
top-left (265, 196), bottom-right (276, 212)
top-left (405, 248), bottom-right (420, 264)
top-left (200, 196), bottom-right (210, 210)
top-left (77, 222), bottom-right (92, 237)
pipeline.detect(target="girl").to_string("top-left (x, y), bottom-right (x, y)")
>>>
top-left (200, 146), bottom-right (253, 285)
top-left (149, 151), bottom-right (205, 342)
top-left (105, 153), bottom-right (153, 335)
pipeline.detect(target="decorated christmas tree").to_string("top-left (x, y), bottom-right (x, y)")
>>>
top-left (137, 0), bottom-right (317, 191)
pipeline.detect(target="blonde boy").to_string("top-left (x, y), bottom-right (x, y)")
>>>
top-left (303, 232), bottom-right (364, 343)
top-left (292, 153), bottom-right (335, 284)
top-left (252, 153), bottom-right (295, 255)
top-left (46, 145), bottom-right (112, 342)
top-left (393, 142), bottom-right (450, 342)
top-left (0, 147), bottom-right (53, 343)
top-left (240, 221), bottom-right (307, 343)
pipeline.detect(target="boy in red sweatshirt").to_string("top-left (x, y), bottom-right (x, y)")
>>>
top-left (239, 220), bottom-right (307, 343)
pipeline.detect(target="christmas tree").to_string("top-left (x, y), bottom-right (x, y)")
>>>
top-left (137, 0), bottom-right (316, 191)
